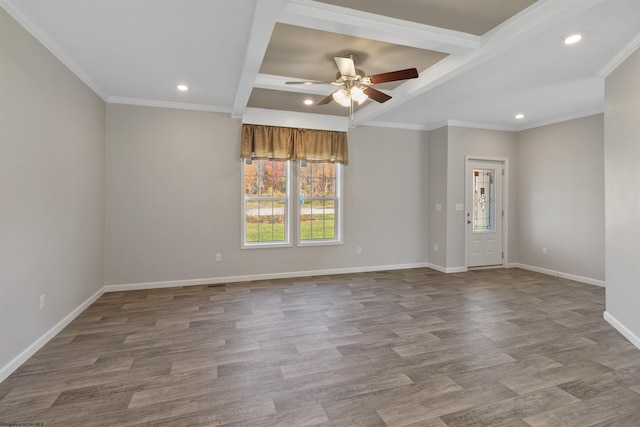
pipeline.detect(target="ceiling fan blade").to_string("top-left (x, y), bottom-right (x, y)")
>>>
top-left (368, 68), bottom-right (419, 84)
top-left (363, 87), bottom-right (392, 103)
top-left (334, 56), bottom-right (356, 77)
top-left (317, 94), bottom-right (334, 105)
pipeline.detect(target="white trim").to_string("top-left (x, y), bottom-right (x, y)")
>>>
top-left (426, 263), bottom-right (468, 274)
top-left (232, 0), bottom-right (284, 118)
top-left (604, 312), bottom-right (640, 350)
top-left (597, 30), bottom-right (640, 78)
top-left (516, 108), bottom-right (604, 131)
top-left (363, 121), bottom-right (430, 131)
top-left (242, 108), bottom-right (349, 132)
top-left (107, 97), bottom-right (232, 114)
top-left (104, 263), bottom-right (431, 292)
top-left (0, 0), bottom-right (108, 100)
top-left (507, 263), bottom-right (605, 287)
top-left (447, 120), bottom-right (516, 132)
top-left (0, 287), bottom-right (105, 383)
top-left (427, 121), bottom-right (449, 131)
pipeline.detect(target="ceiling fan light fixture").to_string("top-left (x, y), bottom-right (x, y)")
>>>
top-left (350, 86), bottom-right (368, 105)
top-left (332, 89), bottom-right (351, 107)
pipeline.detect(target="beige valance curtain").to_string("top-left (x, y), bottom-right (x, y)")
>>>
top-left (240, 124), bottom-right (348, 164)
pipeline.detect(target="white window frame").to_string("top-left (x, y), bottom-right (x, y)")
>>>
top-left (296, 162), bottom-right (343, 247)
top-left (241, 159), bottom-right (292, 249)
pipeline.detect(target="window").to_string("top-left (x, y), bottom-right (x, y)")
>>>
top-left (298, 162), bottom-right (342, 245)
top-left (242, 159), bottom-right (342, 248)
top-left (242, 159), bottom-right (291, 247)
top-left (472, 168), bottom-right (496, 232)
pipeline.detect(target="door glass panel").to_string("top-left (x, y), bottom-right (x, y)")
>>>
top-left (473, 168), bottom-right (495, 232)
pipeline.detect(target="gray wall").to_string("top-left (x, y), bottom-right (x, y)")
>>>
top-left (2, 1), bottom-right (623, 377)
top-left (516, 114), bottom-right (605, 281)
top-left (105, 105), bottom-right (429, 286)
top-left (0, 9), bottom-right (105, 371)
top-left (427, 127), bottom-right (448, 269)
top-left (604, 47), bottom-right (640, 341)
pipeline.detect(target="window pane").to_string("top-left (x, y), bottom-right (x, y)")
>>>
top-left (298, 162), bottom-right (340, 243)
top-left (255, 199), bottom-right (286, 242)
top-left (300, 172), bottom-right (311, 198)
top-left (300, 199), bottom-right (335, 240)
top-left (473, 168), bottom-right (495, 232)
top-left (244, 163), bottom-right (258, 196)
top-left (243, 159), bottom-right (289, 246)
top-left (323, 176), bottom-right (336, 197)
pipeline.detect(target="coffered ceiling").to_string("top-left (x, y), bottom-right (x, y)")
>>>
top-left (3, 0), bottom-right (640, 132)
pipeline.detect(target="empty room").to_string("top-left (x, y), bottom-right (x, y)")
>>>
top-left (2, 0), bottom-right (640, 425)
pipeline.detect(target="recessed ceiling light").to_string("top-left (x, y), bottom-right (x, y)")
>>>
top-left (303, 99), bottom-right (313, 105)
top-left (563, 33), bottom-right (583, 45)
top-left (177, 84), bottom-right (189, 91)
top-left (515, 113), bottom-right (525, 119)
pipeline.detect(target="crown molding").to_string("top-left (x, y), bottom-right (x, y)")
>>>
top-left (515, 108), bottom-right (604, 131)
top-left (362, 121), bottom-right (430, 131)
top-left (1, 0), bottom-right (108, 100)
top-left (362, 119), bottom-right (515, 132)
top-left (445, 120), bottom-right (516, 132)
top-left (365, 110), bottom-right (606, 134)
top-left (597, 30), bottom-right (640, 78)
top-left (107, 97), bottom-right (232, 114)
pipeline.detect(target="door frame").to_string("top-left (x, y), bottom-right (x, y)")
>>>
top-left (465, 155), bottom-right (509, 269)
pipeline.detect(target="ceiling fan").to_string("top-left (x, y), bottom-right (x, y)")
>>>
top-left (285, 54), bottom-right (419, 119)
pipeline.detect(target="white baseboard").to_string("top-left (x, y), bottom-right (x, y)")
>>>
top-left (507, 263), bottom-right (605, 287)
top-left (0, 286), bottom-right (105, 384)
top-left (104, 262), bottom-right (431, 292)
top-left (426, 263), bottom-right (468, 274)
top-left (604, 311), bottom-right (640, 351)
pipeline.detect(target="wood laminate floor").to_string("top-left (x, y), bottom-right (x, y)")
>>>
top-left (1, 268), bottom-right (640, 426)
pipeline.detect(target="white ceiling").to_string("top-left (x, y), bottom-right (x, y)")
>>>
top-left (3, 0), bottom-right (640, 132)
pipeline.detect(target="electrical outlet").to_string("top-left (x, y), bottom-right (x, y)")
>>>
top-left (542, 247), bottom-right (548, 255)
top-left (216, 253), bottom-right (222, 262)
top-left (356, 246), bottom-right (362, 254)
top-left (39, 294), bottom-right (45, 309)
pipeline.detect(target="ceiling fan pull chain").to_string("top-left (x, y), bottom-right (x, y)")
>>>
top-left (350, 96), bottom-right (354, 120)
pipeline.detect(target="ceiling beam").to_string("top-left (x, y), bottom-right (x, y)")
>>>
top-left (232, 0), bottom-right (284, 118)
top-left (351, 0), bottom-right (609, 126)
top-left (278, 0), bottom-right (480, 56)
top-left (243, 107), bottom-right (349, 132)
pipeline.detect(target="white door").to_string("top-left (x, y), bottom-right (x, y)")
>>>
top-left (466, 160), bottom-right (503, 267)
